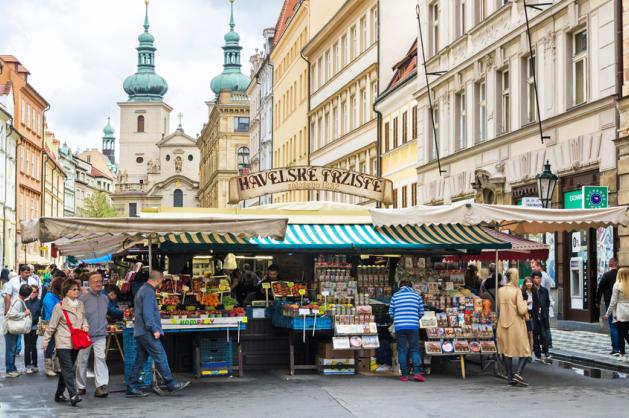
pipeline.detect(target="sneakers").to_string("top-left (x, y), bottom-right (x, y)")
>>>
top-left (126, 388), bottom-right (149, 398)
top-left (513, 373), bottom-right (528, 386)
top-left (413, 374), bottom-right (425, 382)
top-left (611, 352), bottom-right (622, 358)
top-left (44, 359), bottom-right (57, 377)
top-left (30, 367), bottom-right (39, 373)
top-left (25, 367), bottom-right (34, 374)
top-left (399, 375), bottom-right (409, 382)
top-left (94, 386), bottom-right (109, 398)
top-left (616, 354), bottom-right (626, 361)
top-left (167, 381), bottom-right (190, 393)
top-left (5, 371), bottom-right (20, 378)
top-left (376, 364), bottom-right (392, 372)
top-left (77, 389), bottom-right (87, 396)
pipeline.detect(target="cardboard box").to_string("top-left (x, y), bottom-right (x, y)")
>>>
top-left (318, 357), bottom-right (355, 366)
top-left (357, 357), bottom-right (372, 373)
top-left (319, 342), bottom-right (354, 359)
top-left (356, 349), bottom-right (376, 358)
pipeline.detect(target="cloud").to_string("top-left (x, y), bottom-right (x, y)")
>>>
top-left (0, 0), bottom-right (282, 154)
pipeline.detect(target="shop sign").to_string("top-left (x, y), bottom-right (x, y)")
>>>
top-left (564, 187), bottom-right (608, 209)
top-left (518, 197), bottom-right (543, 208)
top-left (228, 166), bottom-right (394, 204)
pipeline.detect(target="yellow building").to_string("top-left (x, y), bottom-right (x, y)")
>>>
top-left (270, 0), bottom-right (343, 203)
top-left (375, 41), bottom-right (418, 208)
top-left (302, 0), bottom-right (378, 205)
top-left (198, 1), bottom-right (251, 208)
top-left (42, 129), bottom-right (66, 263)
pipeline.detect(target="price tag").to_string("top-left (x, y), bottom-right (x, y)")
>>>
top-left (287, 282), bottom-right (295, 288)
top-left (298, 288), bottom-right (306, 296)
top-left (262, 282), bottom-right (271, 289)
top-left (298, 308), bottom-right (311, 316)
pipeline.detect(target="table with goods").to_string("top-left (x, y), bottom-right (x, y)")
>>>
top-left (122, 274), bottom-right (248, 381)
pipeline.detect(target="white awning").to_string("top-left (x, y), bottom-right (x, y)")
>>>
top-left (369, 202), bottom-right (628, 234)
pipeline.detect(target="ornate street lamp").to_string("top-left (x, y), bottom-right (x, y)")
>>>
top-left (536, 160), bottom-right (558, 209)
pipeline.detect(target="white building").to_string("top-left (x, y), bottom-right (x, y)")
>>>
top-left (246, 27), bottom-right (275, 207)
top-left (0, 82), bottom-right (18, 269)
top-left (112, 2), bottom-right (199, 216)
top-left (414, 0), bottom-right (618, 323)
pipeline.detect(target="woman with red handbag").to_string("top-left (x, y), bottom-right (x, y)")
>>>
top-left (42, 279), bottom-right (91, 407)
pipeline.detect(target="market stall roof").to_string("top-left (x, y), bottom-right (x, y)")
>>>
top-left (53, 233), bottom-right (145, 259)
top-left (140, 201), bottom-right (372, 224)
top-left (159, 223), bottom-right (510, 252)
top-left (369, 202), bottom-right (628, 234)
top-left (21, 217), bottom-right (288, 244)
top-left (81, 254), bottom-right (113, 265)
top-left (443, 228), bottom-right (549, 262)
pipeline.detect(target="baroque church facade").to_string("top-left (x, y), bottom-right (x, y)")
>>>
top-left (111, 0), bottom-right (199, 216)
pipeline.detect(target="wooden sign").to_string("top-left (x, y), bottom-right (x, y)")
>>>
top-left (228, 166), bottom-right (393, 204)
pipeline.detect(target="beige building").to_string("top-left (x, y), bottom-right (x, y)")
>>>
top-left (415, 0), bottom-right (618, 323)
top-left (270, 0), bottom-right (344, 203)
top-left (198, 1), bottom-right (251, 208)
top-left (303, 0), bottom-right (378, 205)
top-left (41, 129), bottom-right (66, 263)
top-left (618, 0), bottom-right (629, 266)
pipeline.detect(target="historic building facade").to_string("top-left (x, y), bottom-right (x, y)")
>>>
top-left (0, 55), bottom-right (49, 265)
top-left (303, 0), bottom-right (379, 205)
top-left (198, 1), bottom-right (250, 208)
top-left (0, 81), bottom-right (18, 269)
top-left (414, 0), bottom-right (618, 322)
top-left (58, 143), bottom-right (76, 217)
top-left (246, 27), bottom-right (275, 207)
top-left (112, 2), bottom-right (199, 216)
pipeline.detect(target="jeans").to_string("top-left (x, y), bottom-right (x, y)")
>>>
top-left (4, 333), bottom-right (18, 373)
top-left (16, 334), bottom-right (22, 354)
top-left (24, 330), bottom-right (38, 368)
top-left (616, 321), bottom-right (629, 355)
top-left (56, 349), bottom-right (79, 398)
top-left (396, 329), bottom-right (422, 376)
top-left (128, 334), bottom-right (175, 391)
top-left (608, 315), bottom-right (621, 353)
top-left (76, 337), bottom-right (109, 389)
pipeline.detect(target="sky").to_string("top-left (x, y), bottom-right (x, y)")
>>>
top-left (0, 0), bottom-right (283, 155)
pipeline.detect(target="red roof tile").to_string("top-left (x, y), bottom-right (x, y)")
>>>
top-left (273, 0), bottom-right (301, 47)
top-left (0, 82), bottom-right (11, 96)
top-left (91, 166), bottom-right (113, 180)
top-left (384, 40), bottom-right (418, 93)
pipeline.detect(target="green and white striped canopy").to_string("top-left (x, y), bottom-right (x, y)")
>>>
top-left (158, 224), bottom-right (510, 251)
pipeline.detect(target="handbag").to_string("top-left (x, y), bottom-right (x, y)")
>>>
top-left (6, 299), bottom-right (32, 335)
top-left (37, 320), bottom-right (48, 336)
top-left (60, 303), bottom-right (92, 350)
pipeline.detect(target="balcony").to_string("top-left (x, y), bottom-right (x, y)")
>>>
top-left (115, 182), bottom-right (146, 193)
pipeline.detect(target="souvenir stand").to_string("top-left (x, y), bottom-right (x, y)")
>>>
top-left (143, 203), bottom-right (512, 377)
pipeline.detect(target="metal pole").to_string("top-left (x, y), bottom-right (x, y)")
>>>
top-left (148, 235), bottom-right (153, 272)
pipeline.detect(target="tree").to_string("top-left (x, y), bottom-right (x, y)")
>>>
top-left (78, 192), bottom-right (117, 217)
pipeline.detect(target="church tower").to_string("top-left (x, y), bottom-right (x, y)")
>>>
top-left (117, 0), bottom-right (172, 186)
top-left (102, 117), bottom-right (116, 164)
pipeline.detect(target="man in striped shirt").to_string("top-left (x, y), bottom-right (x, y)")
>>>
top-left (389, 280), bottom-right (425, 382)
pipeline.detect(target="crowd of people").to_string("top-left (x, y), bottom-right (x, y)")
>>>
top-left (1, 264), bottom-right (189, 407)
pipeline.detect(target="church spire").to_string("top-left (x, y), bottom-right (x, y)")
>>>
top-left (123, 0), bottom-right (169, 102)
top-left (102, 116), bottom-right (116, 164)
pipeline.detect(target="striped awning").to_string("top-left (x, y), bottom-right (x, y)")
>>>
top-left (159, 224), bottom-right (510, 251)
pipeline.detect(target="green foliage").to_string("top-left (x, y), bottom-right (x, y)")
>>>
top-left (77, 192), bottom-right (117, 218)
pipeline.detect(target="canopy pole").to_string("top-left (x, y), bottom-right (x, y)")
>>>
top-left (148, 234), bottom-right (153, 273)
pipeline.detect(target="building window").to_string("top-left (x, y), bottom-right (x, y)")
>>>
top-left (188, 154), bottom-right (193, 161)
top-left (371, 81), bottom-right (377, 119)
top-left (350, 25), bottom-right (358, 60)
top-left (129, 203), bottom-right (137, 217)
top-left (237, 147), bottom-right (250, 175)
top-left (430, 1), bottom-right (439, 55)
top-left (136, 156), bottom-right (144, 164)
top-left (317, 116), bottom-right (323, 149)
top-left (21, 99), bottom-right (25, 125)
top-left (430, 106), bottom-right (439, 160)
top-left (166, 154), bottom-right (170, 161)
top-left (341, 100), bottom-right (348, 135)
top-left (393, 117), bottom-right (398, 148)
top-left (456, 91), bottom-right (466, 150)
top-left (572, 29), bottom-right (587, 106)
top-left (137, 115), bottom-right (145, 132)
top-left (173, 189), bottom-right (183, 207)
top-left (384, 122), bottom-right (390, 152)
top-left (412, 105), bottom-right (418, 139)
top-left (317, 57), bottom-right (323, 86)
top-left (325, 50), bottom-right (331, 82)
top-left (333, 42), bottom-right (340, 74)
top-left (477, 80), bottom-right (487, 142)
top-left (350, 94), bottom-right (357, 130)
top-left (499, 69), bottom-right (510, 133)
top-left (476, 0), bottom-right (485, 24)
top-left (411, 182), bottom-right (417, 206)
top-left (402, 111), bottom-right (408, 144)
top-left (371, 7), bottom-right (378, 44)
top-left (324, 111), bottom-right (330, 145)
top-left (392, 188), bottom-right (398, 208)
top-left (526, 54), bottom-right (537, 123)
top-left (234, 117), bottom-right (250, 132)
top-left (457, 0), bottom-right (467, 37)
top-left (341, 35), bottom-right (348, 67)
top-left (333, 106), bottom-right (339, 140)
top-left (401, 185), bottom-right (408, 208)
top-left (360, 16), bottom-right (367, 52)
top-left (360, 89), bottom-right (367, 125)
top-left (27, 103), bottom-right (31, 129)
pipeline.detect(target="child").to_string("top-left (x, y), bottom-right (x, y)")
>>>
top-left (24, 285), bottom-right (43, 373)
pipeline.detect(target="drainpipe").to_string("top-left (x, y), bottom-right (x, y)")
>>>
top-left (614, 0), bottom-right (623, 255)
top-left (373, 0), bottom-right (382, 208)
top-left (300, 48), bottom-right (312, 201)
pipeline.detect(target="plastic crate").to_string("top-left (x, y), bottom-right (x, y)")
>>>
top-left (288, 315), bottom-right (333, 330)
top-left (198, 360), bottom-right (231, 377)
top-left (123, 329), bottom-right (153, 385)
top-left (195, 336), bottom-right (233, 377)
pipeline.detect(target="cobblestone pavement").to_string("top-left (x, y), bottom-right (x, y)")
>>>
top-left (550, 328), bottom-right (629, 370)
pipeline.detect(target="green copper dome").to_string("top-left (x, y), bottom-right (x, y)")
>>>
top-left (103, 117), bottom-right (115, 137)
top-left (123, 1), bottom-right (168, 102)
top-left (210, 0), bottom-right (250, 95)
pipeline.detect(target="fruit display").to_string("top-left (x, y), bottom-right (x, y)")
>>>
top-left (161, 294), bottom-right (181, 307)
top-left (198, 292), bottom-right (220, 307)
top-left (106, 322), bottom-right (124, 333)
top-left (271, 281), bottom-right (307, 297)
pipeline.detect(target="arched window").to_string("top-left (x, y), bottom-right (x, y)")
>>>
top-left (237, 147), bottom-right (250, 176)
top-left (173, 189), bottom-right (183, 207)
top-left (137, 115), bottom-right (145, 132)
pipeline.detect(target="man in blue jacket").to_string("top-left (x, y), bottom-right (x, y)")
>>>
top-left (389, 280), bottom-right (425, 382)
top-left (127, 270), bottom-right (189, 397)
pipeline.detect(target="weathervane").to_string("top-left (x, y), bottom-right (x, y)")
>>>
top-left (177, 113), bottom-right (183, 129)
